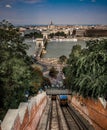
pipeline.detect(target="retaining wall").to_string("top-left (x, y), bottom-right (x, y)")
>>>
top-left (1, 92), bottom-right (47, 130)
top-left (69, 96), bottom-right (107, 130)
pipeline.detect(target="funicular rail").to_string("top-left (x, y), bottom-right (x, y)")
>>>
top-left (61, 105), bottom-right (94, 130)
top-left (37, 97), bottom-right (94, 130)
top-left (49, 100), bottom-right (60, 130)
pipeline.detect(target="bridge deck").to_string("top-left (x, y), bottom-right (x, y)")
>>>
top-left (46, 89), bottom-right (71, 95)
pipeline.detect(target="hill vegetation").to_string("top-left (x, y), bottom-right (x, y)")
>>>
top-left (63, 39), bottom-right (107, 100)
top-left (0, 20), bottom-right (45, 120)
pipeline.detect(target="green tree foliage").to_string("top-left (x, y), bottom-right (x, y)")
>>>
top-left (30, 67), bottom-right (43, 94)
top-left (49, 33), bottom-right (54, 38)
top-left (49, 67), bottom-right (58, 78)
top-left (24, 31), bottom-right (43, 38)
top-left (59, 55), bottom-right (67, 64)
top-left (0, 20), bottom-right (30, 109)
top-left (64, 39), bottom-right (107, 99)
top-left (49, 31), bottom-right (66, 38)
top-left (42, 77), bottom-right (51, 90)
top-left (0, 20), bottom-right (44, 119)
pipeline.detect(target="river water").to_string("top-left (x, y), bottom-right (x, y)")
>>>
top-left (43, 40), bottom-right (86, 58)
top-left (24, 39), bottom-right (36, 56)
top-left (24, 39), bottom-right (86, 58)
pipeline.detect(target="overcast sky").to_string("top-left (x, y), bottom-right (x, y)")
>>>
top-left (0, 0), bottom-right (107, 25)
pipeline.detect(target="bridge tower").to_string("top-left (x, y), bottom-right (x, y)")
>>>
top-left (36, 38), bottom-right (44, 49)
top-left (34, 38), bottom-right (45, 58)
top-left (42, 31), bottom-right (49, 40)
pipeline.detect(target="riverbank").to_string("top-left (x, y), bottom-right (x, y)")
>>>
top-left (77, 36), bottom-right (107, 41)
top-left (49, 38), bottom-right (77, 42)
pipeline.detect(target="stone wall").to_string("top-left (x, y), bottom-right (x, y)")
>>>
top-left (70, 96), bottom-right (107, 130)
top-left (1, 92), bottom-right (47, 130)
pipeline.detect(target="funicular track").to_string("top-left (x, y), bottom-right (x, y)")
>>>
top-left (49, 100), bottom-right (61, 130)
top-left (37, 97), bottom-right (94, 130)
top-left (61, 105), bottom-right (94, 130)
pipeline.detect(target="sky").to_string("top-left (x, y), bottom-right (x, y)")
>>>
top-left (0, 0), bottom-right (107, 25)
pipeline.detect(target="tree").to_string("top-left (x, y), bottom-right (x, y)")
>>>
top-left (0, 20), bottom-right (30, 109)
top-left (24, 31), bottom-right (43, 38)
top-left (63, 44), bottom-right (82, 91)
top-left (64, 39), bottom-right (107, 99)
top-left (59, 55), bottom-right (67, 64)
top-left (42, 77), bottom-right (51, 90)
top-left (49, 31), bottom-right (67, 38)
top-left (49, 33), bottom-right (54, 38)
top-left (0, 20), bottom-right (44, 119)
top-left (49, 67), bottom-right (58, 78)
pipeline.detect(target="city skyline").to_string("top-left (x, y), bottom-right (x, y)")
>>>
top-left (0, 0), bottom-right (107, 25)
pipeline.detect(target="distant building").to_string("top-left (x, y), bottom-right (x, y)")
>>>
top-left (48, 21), bottom-right (56, 30)
top-left (85, 29), bottom-right (107, 37)
top-left (75, 29), bottom-right (85, 37)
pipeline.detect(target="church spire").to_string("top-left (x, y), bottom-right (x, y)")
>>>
top-left (50, 20), bottom-right (53, 25)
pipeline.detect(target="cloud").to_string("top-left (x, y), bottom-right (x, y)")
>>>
top-left (0, 0), bottom-right (44, 4)
top-left (5, 4), bottom-right (12, 8)
top-left (22, 0), bottom-right (44, 4)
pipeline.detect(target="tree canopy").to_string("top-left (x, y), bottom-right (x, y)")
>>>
top-left (49, 66), bottom-right (58, 78)
top-left (24, 31), bottom-right (43, 39)
top-left (59, 55), bottom-right (67, 65)
top-left (0, 20), bottom-right (44, 119)
top-left (64, 39), bottom-right (107, 99)
top-left (49, 31), bottom-right (67, 38)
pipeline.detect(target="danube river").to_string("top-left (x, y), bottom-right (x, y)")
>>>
top-left (24, 39), bottom-right (36, 56)
top-left (43, 41), bottom-right (86, 58)
top-left (25, 39), bottom-right (86, 58)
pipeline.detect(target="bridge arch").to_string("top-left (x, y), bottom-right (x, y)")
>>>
top-left (36, 38), bottom-right (44, 48)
